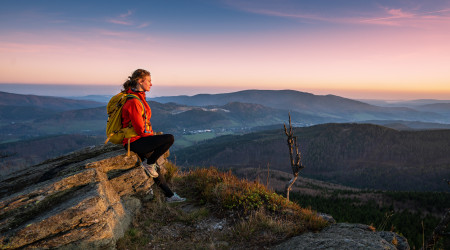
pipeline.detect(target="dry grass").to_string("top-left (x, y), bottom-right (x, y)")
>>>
top-left (179, 167), bottom-right (328, 246)
top-left (117, 166), bottom-right (328, 249)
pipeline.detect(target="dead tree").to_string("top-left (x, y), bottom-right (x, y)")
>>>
top-left (422, 179), bottom-right (450, 249)
top-left (283, 113), bottom-right (304, 202)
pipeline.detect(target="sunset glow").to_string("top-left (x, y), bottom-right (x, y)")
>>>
top-left (1, 0), bottom-right (449, 99)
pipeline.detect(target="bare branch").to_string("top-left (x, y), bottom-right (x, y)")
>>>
top-left (284, 113), bottom-right (305, 202)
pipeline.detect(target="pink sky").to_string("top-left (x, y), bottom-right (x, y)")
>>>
top-left (1, 1), bottom-right (449, 100)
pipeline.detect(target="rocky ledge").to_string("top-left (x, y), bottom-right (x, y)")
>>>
top-left (0, 144), bottom-right (162, 249)
top-left (0, 144), bottom-right (410, 250)
top-left (273, 223), bottom-right (409, 250)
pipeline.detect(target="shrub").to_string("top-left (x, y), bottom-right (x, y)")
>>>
top-left (180, 167), bottom-right (328, 232)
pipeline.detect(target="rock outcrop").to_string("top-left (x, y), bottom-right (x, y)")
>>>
top-left (0, 144), bottom-right (160, 249)
top-left (273, 223), bottom-right (410, 250)
top-left (0, 144), bottom-right (411, 250)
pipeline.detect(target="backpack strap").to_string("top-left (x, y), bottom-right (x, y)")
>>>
top-left (124, 94), bottom-right (148, 156)
top-left (126, 94), bottom-right (150, 133)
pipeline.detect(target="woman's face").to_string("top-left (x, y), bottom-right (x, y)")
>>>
top-left (137, 75), bottom-right (152, 92)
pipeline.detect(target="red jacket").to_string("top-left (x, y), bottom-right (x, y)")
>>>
top-left (121, 88), bottom-right (154, 145)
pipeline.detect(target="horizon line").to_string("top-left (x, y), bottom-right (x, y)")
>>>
top-left (1, 85), bottom-right (449, 102)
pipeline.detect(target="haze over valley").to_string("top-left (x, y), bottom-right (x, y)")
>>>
top-left (2, 1), bottom-right (450, 248)
top-left (1, 89), bottom-right (449, 191)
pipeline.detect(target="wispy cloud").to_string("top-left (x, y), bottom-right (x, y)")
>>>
top-left (107, 10), bottom-right (134, 25)
top-left (107, 19), bottom-right (133, 25)
top-left (137, 22), bottom-right (150, 29)
top-left (98, 29), bottom-right (134, 37)
top-left (119, 10), bottom-right (133, 19)
top-left (224, 0), bottom-right (450, 28)
top-left (106, 10), bottom-right (150, 29)
top-left (361, 7), bottom-right (450, 27)
top-left (241, 8), bottom-right (331, 22)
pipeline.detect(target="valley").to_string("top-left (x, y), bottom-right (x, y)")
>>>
top-left (231, 168), bottom-right (449, 249)
top-left (1, 90), bottom-right (449, 192)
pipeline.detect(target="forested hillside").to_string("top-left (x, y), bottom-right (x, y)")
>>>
top-left (231, 168), bottom-right (449, 249)
top-left (153, 90), bottom-right (448, 123)
top-left (0, 135), bottom-right (105, 176)
top-left (174, 123), bottom-right (450, 191)
top-left (0, 91), bottom-right (103, 111)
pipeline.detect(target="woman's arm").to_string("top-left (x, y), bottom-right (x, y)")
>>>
top-left (122, 99), bottom-right (147, 136)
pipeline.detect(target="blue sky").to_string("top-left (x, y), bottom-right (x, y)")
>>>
top-left (1, 0), bottom-right (450, 99)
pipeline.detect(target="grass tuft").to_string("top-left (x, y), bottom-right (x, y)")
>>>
top-left (117, 165), bottom-right (328, 249)
top-left (178, 167), bottom-right (328, 233)
top-left (162, 161), bottom-right (178, 183)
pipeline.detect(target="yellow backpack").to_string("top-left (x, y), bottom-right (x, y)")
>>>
top-left (105, 92), bottom-right (145, 154)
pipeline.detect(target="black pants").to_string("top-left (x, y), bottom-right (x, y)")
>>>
top-left (127, 134), bottom-right (175, 197)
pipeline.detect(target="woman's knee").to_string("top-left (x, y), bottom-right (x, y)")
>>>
top-left (166, 134), bottom-right (174, 144)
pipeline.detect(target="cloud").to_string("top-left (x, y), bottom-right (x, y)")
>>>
top-left (240, 8), bottom-right (331, 22)
top-left (119, 10), bottom-right (133, 18)
top-left (361, 7), bottom-right (450, 27)
top-left (223, 1), bottom-right (334, 23)
top-left (137, 22), bottom-right (150, 29)
top-left (223, 0), bottom-right (450, 28)
top-left (98, 29), bottom-right (134, 37)
top-left (107, 10), bottom-right (134, 26)
top-left (107, 19), bottom-right (133, 25)
top-left (106, 10), bottom-right (151, 29)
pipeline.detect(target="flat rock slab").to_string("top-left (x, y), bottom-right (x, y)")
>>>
top-left (273, 223), bottom-right (409, 250)
top-left (0, 144), bottom-right (159, 249)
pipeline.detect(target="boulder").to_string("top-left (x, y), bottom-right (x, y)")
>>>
top-left (273, 223), bottom-right (409, 250)
top-left (0, 144), bottom-right (162, 249)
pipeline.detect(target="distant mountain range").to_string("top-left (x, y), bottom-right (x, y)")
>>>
top-left (68, 95), bottom-right (112, 104)
top-left (358, 120), bottom-right (450, 130)
top-left (359, 99), bottom-right (450, 108)
top-left (1, 90), bottom-right (449, 145)
top-left (0, 91), bottom-right (104, 111)
top-left (0, 100), bottom-right (320, 145)
top-left (174, 123), bottom-right (450, 192)
top-left (152, 90), bottom-right (450, 123)
top-left (1, 90), bottom-right (449, 192)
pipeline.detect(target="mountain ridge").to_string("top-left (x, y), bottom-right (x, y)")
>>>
top-left (0, 91), bottom-right (104, 111)
top-left (174, 123), bottom-right (450, 191)
top-left (152, 89), bottom-right (447, 122)
top-left (0, 145), bottom-right (411, 249)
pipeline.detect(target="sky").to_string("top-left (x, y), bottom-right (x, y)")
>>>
top-left (1, 0), bottom-right (450, 100)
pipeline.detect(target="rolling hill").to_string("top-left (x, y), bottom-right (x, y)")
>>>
top-left (0, 93), bottom-right (329, 170)
top-left (152, 89), bottom-right (447, 123)
top-left (0, 105), bottom-right (55, 122)
top-left (0, 95), bottom-right (330, 145)
top-left (415, 103), bottom-right (450, 117)
top-left (1, 91), bottom-right (449, 178)
top-left (173, 123), bottom-right (450, 191)
top-left (359, 120), bottom-right (450, 130)
top-left (0, 91), bottom-right (104, 111)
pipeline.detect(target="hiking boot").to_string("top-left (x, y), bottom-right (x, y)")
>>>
top-left (166, 193), bottom-right (186, 203)
top-left (142, 162), bottom-right (159, 178)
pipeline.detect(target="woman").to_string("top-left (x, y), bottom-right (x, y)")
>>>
top-left (122, 69), bottom-right (185, 203)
